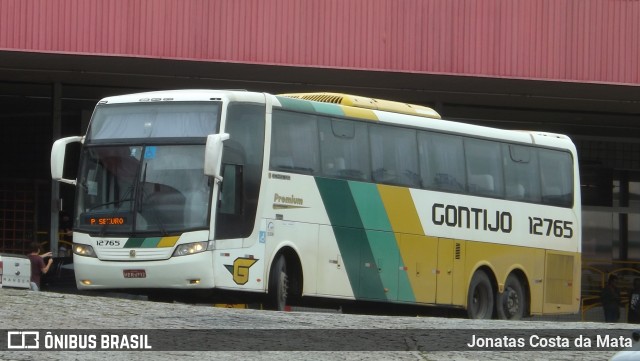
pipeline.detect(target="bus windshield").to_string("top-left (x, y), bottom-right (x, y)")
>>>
top-left (76, 144), bottom-right (212, 235)
top-left (88, 102), bottom-right (220, 140)
top-left (76, 101), bottom-right (221, 235)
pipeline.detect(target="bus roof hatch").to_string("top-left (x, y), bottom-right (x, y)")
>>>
top-left (279, 92), bottom-right (441, 120)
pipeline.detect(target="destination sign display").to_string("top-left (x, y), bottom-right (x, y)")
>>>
top-left (83, 216), bottom-right (127, 226)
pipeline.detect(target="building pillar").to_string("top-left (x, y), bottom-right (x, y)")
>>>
top-left (50, 82), bottom-right (62, 256)
top-left (619, 171), bottom-right (629, 260)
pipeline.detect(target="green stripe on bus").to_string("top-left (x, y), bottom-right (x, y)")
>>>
top-left (315, 177), bottom-right (386, 301)
top-left (315, 177), bottom-right (364, 229)
top-left (348, 182), bottom-right (392, 232)
top-left (311, 102), bottom-right (345, 117)
top-left (140, 237), bottom-right (161, 248)
top-left (275, 96), bottom-right (316, 113)
top-left (349, 182), bottom-right (415, 302)
top-left (123, 238), bottom-right (145, 248)
top-left (363, 229), bottom-right (403, 301)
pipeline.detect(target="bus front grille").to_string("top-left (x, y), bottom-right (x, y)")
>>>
top-left (97, 248), bottom-right (173, 261)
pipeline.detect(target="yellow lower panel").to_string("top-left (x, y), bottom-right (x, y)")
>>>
top-left (543, 250), bottom-right (581, 314)
top-left (397, 234), bottom-right (580, 314)
top-left (398, 234), bottom-right (438, 304)
top-left (462, 241), bottom-right (579, 315)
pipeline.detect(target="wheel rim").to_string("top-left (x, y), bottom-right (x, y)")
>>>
top-left (503, 286), bottom-right (521, 318)
top-left (506, 288), bottom-right (517, 315)
top-left (472, 284), bottom-right (489, 318)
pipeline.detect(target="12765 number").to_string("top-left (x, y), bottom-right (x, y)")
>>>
top-left (95, 240), bottom-right (121, 247)
top-left (528, 217), bottom-right (573, 238)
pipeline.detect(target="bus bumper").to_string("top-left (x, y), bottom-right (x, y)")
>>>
top-left (73, 252), bottom-right (215, 290)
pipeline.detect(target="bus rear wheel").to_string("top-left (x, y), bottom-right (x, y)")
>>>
top-left (266, 255), bottom-right (288, 311)
top-left (496, 274), bottom-right (526, 320)
top-left (467, 271), bottom-right (494, 319)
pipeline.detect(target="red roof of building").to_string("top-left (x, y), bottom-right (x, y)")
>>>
top-left (1, 0), bottom-right (638, 85)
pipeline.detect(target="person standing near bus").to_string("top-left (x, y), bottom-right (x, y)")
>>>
top-left (58, 211), bottom-right (73, 256)
top-left (628, 278), bottom-right (640, 323)
top-left (601, 274), bottom-right (621, 322)
top-left (27, 241), bottom-right (53, 291)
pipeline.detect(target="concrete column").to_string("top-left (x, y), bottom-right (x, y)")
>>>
top-left (50, 82), bottom-right (62, 256)
top-left (618, 171), bottom-right (629, 260)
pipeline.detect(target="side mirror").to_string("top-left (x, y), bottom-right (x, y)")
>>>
top-left (51, 136), bottom-right (83, 185)
top-left (204, 133), bottom-right (230, 180)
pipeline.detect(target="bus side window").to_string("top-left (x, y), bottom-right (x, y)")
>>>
top-left (419, 132), bottom-right (466, 192)
top-left (319, 117), bottom-right (370, 181)
top-left (506, 183), bottom-right (526, 200)
top-left (270, 110), bottom-right (319, 175)
top-left (503, 144), bottom-right (541, 203)
top-left (468, 174), bottom-right (495, 194)
top-left (465, 138), bottom-right (504, 198)
top-left (539, 149), bottom-right (573, 207)
top-left (219, 164), bottom-right (243, 215)
top-left (369, 124), bottom-right (418, 187)
top-left (271, 156), bottom-right (294, 170)
top-left (215, 163), bottom-right (244, 240)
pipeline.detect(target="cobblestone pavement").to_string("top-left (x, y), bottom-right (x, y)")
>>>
top-left (0, 288), bottom-right (636, 361)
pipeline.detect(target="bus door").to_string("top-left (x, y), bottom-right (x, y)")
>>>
top-left (436, 238), bottom-right (466, 306)
top-left (398, 234), bottom-right (438, 304)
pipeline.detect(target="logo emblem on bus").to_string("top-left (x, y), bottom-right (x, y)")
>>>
top-left (224, 257), bottom-right (258, 285)
top-left (130, 250), bottom-right (136, 258)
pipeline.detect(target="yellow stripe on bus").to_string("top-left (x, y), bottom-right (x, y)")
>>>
top-left (377, 185), bottom-right (424, 235)
top-left (341, 106), bottom-right (378, 121)
top-left (157, 236), bottom-right (180, 248)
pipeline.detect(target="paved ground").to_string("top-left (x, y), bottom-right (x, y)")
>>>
top-left (0, 288), bottom-right (636, 360)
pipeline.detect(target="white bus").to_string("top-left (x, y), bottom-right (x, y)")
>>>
top-left (51, 89), bottom-right (581, 319)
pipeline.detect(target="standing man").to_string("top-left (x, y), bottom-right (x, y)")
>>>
top-left (601, 274), bottom-right (622, 323)
top-left (628, 278), bottom-right (640, 323)
top-left (27, 241), bottom-right (53, 291)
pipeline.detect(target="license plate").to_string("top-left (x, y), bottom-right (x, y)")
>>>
top-left (123, 269), bottom-right (146, 278)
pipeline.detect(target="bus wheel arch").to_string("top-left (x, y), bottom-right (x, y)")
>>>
top-left (496, 270), bottom-right (529, 320)
top-left (265, 246), bottom-right (303, 310)
top-left (467, 267), bottom-right (497, 319)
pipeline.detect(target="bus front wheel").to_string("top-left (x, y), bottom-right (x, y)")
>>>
top-left (467, 271), bottom-right (494, 319)
top-left (496, 274), bottom-right (526, 320)
top-left (266, 255), bottom-right (288, 311)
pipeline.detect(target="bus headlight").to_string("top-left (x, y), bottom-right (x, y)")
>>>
top-left (172, 241), bottom-right (210, 257)
top-left (73, 243), bottom-right (97, 258)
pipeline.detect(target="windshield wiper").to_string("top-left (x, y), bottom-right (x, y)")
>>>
top-left (137, 163), bottom-right (148, 212)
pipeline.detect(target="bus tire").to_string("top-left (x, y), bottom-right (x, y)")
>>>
top-left (266, 255), bottom-right (288, 311)
top-left (496, 274), bottom-right (526, 320)
top-left (467, 270), bottom-right (494, 319)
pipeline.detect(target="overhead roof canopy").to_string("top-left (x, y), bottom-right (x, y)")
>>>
top-left (0, 0), bottom-right (638, 140)
top-left (0, 50), bottom-right (638, 140)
